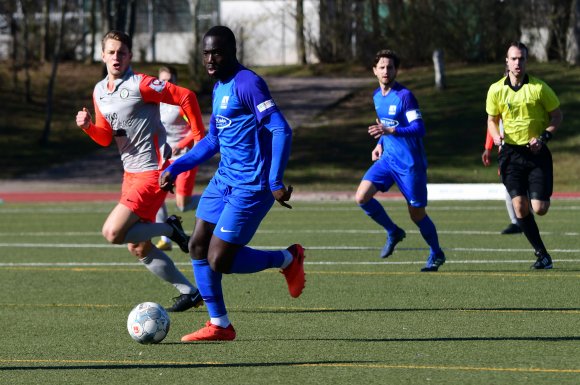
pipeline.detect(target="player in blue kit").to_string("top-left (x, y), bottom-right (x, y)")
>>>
top-left (354, 49), bottom-right (445, 272)
top-left (159, 26), bottom-right (305, 341)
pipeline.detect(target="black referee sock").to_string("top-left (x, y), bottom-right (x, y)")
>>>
top-left (517, 213), bottom-right (546, 253)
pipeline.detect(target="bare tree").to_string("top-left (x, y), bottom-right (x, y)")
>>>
top-left (40, 0), bottom-right (69, 145)
top-left (567, 0), bottom-right (580, 64)
top-left (296, 0), bottom-right (307, 65)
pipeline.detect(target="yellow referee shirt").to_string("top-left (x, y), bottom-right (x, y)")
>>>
top-left (486, 74), bottom-right (560, 145)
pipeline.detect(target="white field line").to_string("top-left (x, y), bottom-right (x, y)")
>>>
top-left (0, 229), bottom-right (577, 236)
top-left (0, 243), bottom-right (578, 255)
top-left (2, 205), bottom-right (580, 214)
top-left (0, 259), bottom-right (579, 267)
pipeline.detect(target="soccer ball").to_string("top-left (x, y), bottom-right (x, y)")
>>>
top-left (127, 302), bottom-right (170, 344)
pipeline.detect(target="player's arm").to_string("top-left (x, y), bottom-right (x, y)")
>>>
top-left (481, 131), bottom-right (494, 166)
top-left (75, 98), bottom-right (113, 146)
top-left (391, 92), bottom-right (425, 137)
top-left (264, 111), bottom-right (292, 192)
top-left (529, 107), bottom-right (562, 153)
top-left (485, 85), bottom-right (503, 146)
top-left (139, 75), bottom-right (205, 142)
top-left (159, 116), bottom-right (219, 191)
top-left (487, 114), bottom-right (502, 146)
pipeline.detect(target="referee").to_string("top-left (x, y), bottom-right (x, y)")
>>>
top-left (486, 41), bottom-right (563, 269)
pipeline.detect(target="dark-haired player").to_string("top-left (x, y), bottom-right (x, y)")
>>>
top-left (160, 26), bottom-right (305, 341)
top-left (355, 49), bottom-right (445, 272)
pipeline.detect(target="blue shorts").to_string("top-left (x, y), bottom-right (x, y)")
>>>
top-left (363, 159), bottom-right (428, 208)
top-left (196, 177), bottom-right (275, 245)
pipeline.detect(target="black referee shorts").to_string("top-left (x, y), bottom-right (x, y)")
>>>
top-left (498, 143), bottom-right (553, 201)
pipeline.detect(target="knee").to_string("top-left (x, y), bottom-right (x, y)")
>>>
top-left (355, 191), bottom-right (369, 206)
top-left (207, 252), bottom-right (230, 273)
top-left (190, 237), bottom-right (207, 261)
top-left (532, 201), bottom-right (550, 216)
top-left (102, 226), bottom-right (124, 244)
top-left (409, 207), bottom-right (426, 223)
top-left (128, 242), bottom-right (151, 258)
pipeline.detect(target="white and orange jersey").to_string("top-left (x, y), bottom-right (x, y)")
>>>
top-left (83, 68), bottom-right (204, 173)
top-left (160, 103), bottom-right (197, 160)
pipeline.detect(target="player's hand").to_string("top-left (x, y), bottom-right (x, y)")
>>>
top-left (272, 185), bottom-right (293, 209)
top-left (159, 170), bottom-right (175, 193)
top-left (528, 137), bottom-right (542, 154)
top-left (481, 149), bottom-right (492, 166)
top-left (76, 107), bottom-right (91, 130)
top-left (371, 144), bottom-right (382, 161)
top-left (492, 134), bottom-right (503, 147)
top-left (368, 118), bottom-right (395, 139)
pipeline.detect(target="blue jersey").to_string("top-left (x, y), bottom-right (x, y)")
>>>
top-left (210, 65), bottom-right (287, 191)
top-left (375, 83), bottom-right (427, 175)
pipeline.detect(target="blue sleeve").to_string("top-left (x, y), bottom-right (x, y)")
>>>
top-left (264, 111), bottom-right (292, 191)
top-left (394, 90), bottom-right (425, 137)
top-left (236, 70), bottom-right (279, 123)
top-left (395, 119), bottom-right (425, 137)
top-left (166, 115), bottom-right (220, 178)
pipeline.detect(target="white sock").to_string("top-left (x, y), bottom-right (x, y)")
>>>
top-left (504, 189), bottom-right (517, 224)
top-left (156, 202), bottom-right (168, 222)
top-left (210, 315), bottom-right (230, 328)
top-left (140, 247), bottom-right (195, 294)
top-left (280, 250), bottom-right (293, 269)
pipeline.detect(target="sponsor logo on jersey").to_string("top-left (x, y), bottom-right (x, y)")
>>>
top-left (388, 105), bottom-right (397, 115)
top-left (148, 79), bottom-right (165, 93)
top-left (380, 118), bottom-right (399, 127)
top-left (215, 115), bottom-right (232, 130)
top-left (220, 96), bottom-right (229, 109)
top-left (257, 99), bottom-right (275, 112)
top-left (120, 88), bottom-right (130, 99)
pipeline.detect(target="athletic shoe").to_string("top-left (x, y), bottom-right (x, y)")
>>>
top-left (421, 251), bottom-right (446, 272)
top-left (166, 290), bottom-right (204, 312)
top-left (532, 250), bottom-right (553, 269)
top-left (166, 215), bottom-right (190, 253)
top-left (501, 223), bottom-right (522, 235)
top-left (181, 321), bottom-right (236, 342)
top-left (281, 244), bottom-right (306, 298)
top-left (380, 227), bottom-right (406, 258)
top-left (155, 239), bottom-right (172, 251)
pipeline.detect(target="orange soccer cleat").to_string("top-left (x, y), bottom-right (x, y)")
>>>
top-left (181, 321), bottom-right (236, 342)
top-left (281, 244), bottom-right (306, 298)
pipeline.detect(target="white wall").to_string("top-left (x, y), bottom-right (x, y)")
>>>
top-left (221, 0), bottom-right (319, 66)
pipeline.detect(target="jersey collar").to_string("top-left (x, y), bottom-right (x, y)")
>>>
top-left (504, 73), bottom-right (529, 92)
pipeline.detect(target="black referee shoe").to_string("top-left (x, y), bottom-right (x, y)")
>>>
top-left (531, 251), bottom-right (553, 270)
top-left (167, 290), bottom-right (204, 312)
top-left (166, 215), bottom-right (190, 253)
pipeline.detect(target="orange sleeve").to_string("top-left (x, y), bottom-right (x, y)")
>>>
top-left (484, 130), bottom-right (493, 150)
top-left (139, 74), bottom-right (205, 142)
top-left (82, 95), bottom-right (113, 147)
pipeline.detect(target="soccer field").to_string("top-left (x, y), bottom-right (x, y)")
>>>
top-left (0, 199), bottom-right (579, 384)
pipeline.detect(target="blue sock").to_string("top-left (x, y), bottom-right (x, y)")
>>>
top-left (360, 198), bottom-right (397, 233)
top-left (228, 246), bottom-right (285, 274)
top-left (192, 259), bottom-right (226, 318)
top-left (416, 215), bottom-right (442, 254)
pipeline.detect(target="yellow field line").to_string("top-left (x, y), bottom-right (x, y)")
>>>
top-left (0, 358), bottom-right (578, 374)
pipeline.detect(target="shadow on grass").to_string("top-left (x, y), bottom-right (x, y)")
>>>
top-left (0, 359), bottom-right (377, 371)
top-left (234, 307), bottom-right (580, 314)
